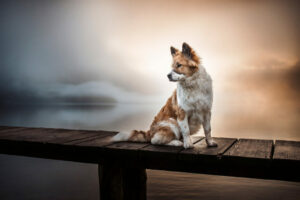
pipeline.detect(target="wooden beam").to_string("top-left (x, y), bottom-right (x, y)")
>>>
top-left (222, 139), bottom-right (274, 179)
top-left (0, 127), bottom-right (116, 163)
top-left (0, 127), bottom-right (31, 136)
top-left (273, 140), bottom-right (300, 160)
top-left (271, 140), bottom-right (300, 182)
top-left (179, 137), bottom-right (237, 159)
top-left (98, 163), bottom-right (146, 200)
top-left (177, 137), bottom-right (237, 174)
top-left (139, 136), bottom-right (203, 170)
top-left (1, 126), bottom-right (300, 182)
top-left (224, 139), bottom-right (273, 159)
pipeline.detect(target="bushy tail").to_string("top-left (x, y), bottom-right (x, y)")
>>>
top-left (111, 130), bottom-right (149, 142)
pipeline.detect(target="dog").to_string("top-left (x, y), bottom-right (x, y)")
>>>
top-left (112, 42), bottom-right (217, 148)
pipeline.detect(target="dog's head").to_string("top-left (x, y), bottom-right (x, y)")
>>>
top-left (167, 42), bottom-right (200, 82)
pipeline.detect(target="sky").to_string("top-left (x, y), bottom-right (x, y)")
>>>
top-left (0, 0), bottom-right (299, 104)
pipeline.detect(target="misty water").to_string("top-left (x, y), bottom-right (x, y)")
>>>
top-left (0, 104), bottom-right (299, 200)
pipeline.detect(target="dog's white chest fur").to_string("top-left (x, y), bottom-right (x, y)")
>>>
top-left (176, 67), bottom-right (213, 134)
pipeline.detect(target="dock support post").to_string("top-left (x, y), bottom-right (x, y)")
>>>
top-left (98, 164), bottom-right (147, 200)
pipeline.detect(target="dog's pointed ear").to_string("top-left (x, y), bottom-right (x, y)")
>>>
top-left (170, 46), bottom-right (178, 56)
top-left (182, 42), bottom-right (200, 64)
top-left (182, 42), bottom-right (192, 58)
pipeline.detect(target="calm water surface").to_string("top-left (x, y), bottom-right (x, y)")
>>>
top-left (0, 104), bottom-right (299, 200)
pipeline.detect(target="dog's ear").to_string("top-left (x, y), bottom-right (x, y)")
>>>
top-left (182, 42), bottom-right (192, 58)
top-left (182, 42), bottom-right (200, 64)
top-left (170, 46), bottom-right (179, 56)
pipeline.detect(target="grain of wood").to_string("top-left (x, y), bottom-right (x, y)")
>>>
top-left (140, 136), bottom-right (203, 154)
top-left (224, 139), bottom-right (273, 159)
top-left (0, 128), bottom-right (107, 144)
top-left (0, 127), bottom-right (31, 136)
top-left (273, 140), bottom-right (300, 160)
top-left (72, 134), bottom-right (115, 147)
top-left (180, 138), bottom-right (237, 158)
top-left (1, 126), bottom-right (299, 182)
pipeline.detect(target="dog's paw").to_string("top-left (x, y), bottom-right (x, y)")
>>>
top-left (167, 140), bottom-right (183, 147)
top-left (183, 137), bottom-right (194, 149)
top-left (206, 139), bottom-right (218, 147)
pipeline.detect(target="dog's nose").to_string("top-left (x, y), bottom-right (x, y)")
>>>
top-left (167, 73), bottom-right (172, 80)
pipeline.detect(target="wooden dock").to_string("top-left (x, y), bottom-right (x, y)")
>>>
top-left (0, 126), bottom-right (299, 200)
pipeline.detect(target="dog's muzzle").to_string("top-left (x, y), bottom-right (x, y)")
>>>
top-left (167, 73), bottom-right (173, 81)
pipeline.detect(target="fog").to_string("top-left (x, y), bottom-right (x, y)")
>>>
top-left (0, 0), bottom-right (299, 104)
top-left (0, 0), bottom-right (299, 139)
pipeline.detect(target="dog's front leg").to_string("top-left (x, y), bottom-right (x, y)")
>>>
top-left (178, 109), bottom-right (193, 149)
top-left (203, 111), bottom-right (218, 147)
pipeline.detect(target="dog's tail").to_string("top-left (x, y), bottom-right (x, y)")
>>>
top-left (111, 130), bottom-right (150, 142)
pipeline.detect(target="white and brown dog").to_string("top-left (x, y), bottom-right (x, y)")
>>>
top-left (112, 43), bottom-right (217, 148)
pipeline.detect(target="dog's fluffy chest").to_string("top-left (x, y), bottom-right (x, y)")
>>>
top-left (176, 70), bottom-right (213, 133)
top-left (176, 70), bottom-right (212, 112)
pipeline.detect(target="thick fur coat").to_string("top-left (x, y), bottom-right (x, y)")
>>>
top-left (112, 43), bottom-right (217, 148)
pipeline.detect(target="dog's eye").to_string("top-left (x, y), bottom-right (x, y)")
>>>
top-left (176, 63), bottom-right (182, 68)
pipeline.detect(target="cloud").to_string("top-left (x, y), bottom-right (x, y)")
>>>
top-left (234, 59), bottom-right (300, 97)
top-left (0, 0), bottom-right (166, 105)
top-left (0, 0), bottom-right (299, 105)
top-left (0, 80), bottom-right (163, 105)
top-left (46, 81), bottom-right (162, 103)
top-left (211, 59), bottom-right (300, 139)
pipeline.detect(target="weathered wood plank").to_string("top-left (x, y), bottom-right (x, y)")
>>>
top-left (1, 126), bottom-right (300, 182)
top-left (140, 135), bottom-right (203, 157)
top-left (190, 135), bottom-right (204, 144)
top-left (271, 140), bottom-right (300, 182)
top-left (179, 137), bottom-right (237, 160)
top-left (0, 126), bottom-right (25, 131)
top-left (107, 142), bottom-right (150, 150)
top-left (173, 138), bottom-right (237, 174)
top-left (273, 140), bottom-right (300, 160)
top-left (65, 133), bottom-right (113, 145)
top-left (79, 135), bottom-right (203, 165)
top-left (70, 133), bottom-right (115, 146)
top-left (221, 139), bottom-right (274, 180)
top-left (56, 133), bottom-right (117, 163)
top-left (0, 127), bottom-right (31, 136)
top-left (0, 128), bottom-right (117, 163)
top-left (105, 142), bottom-right (150, 156)
top-left (0, 127), bottom-right (113, 144)
top-left (41, 129), bottom-right (113, 144)
top-left (0, 128), bottom-right (61, 141)
top-left (139, 136), bottom-right (203, 170)
top-left (224, 139), bottom-right (273, 159)
top-left (0, 126), bottom-right (21, 131)
top-left (99, 141), bottom-right (151, 167)
top-left (0, 126), bottom-right (10, 130)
